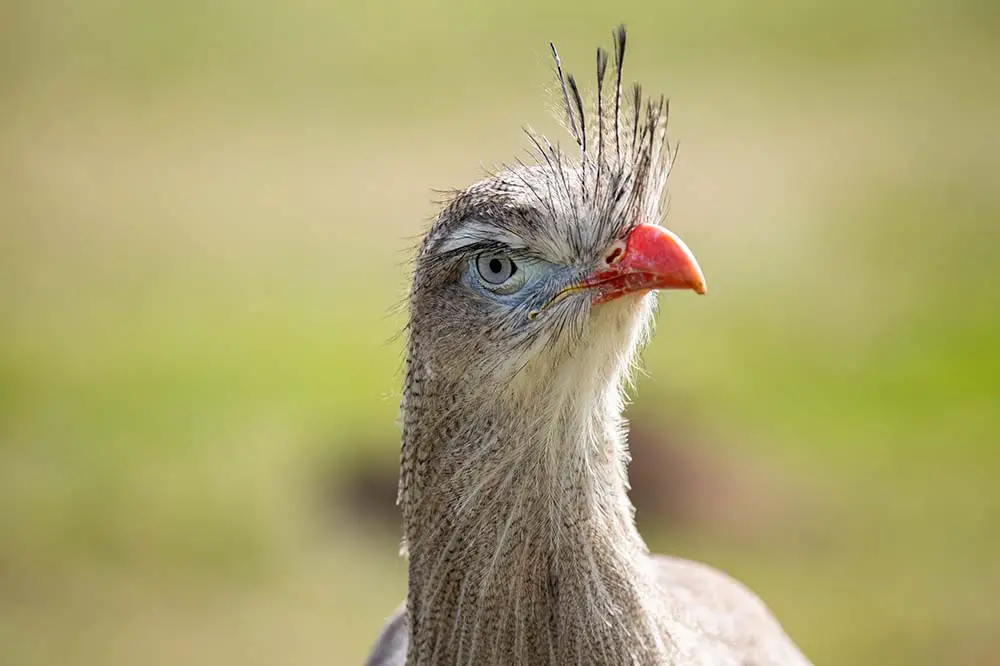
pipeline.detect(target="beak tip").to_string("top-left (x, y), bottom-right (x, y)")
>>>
top-left (691, 268), bottom-right (707, 295)
top-left (659, 226), bottom-right (706, 296)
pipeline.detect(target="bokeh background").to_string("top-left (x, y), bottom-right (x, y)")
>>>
top-left (2, 1), bottom-right (998, 664)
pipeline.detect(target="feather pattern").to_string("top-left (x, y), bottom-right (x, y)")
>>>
top-left (368, 25), bottom-right (812, 666)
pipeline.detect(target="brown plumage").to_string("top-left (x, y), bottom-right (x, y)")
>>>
top-left (365, 26), bottom-right (812, 666)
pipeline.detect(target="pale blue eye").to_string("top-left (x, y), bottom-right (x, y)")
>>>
top-left (476, 253), bottom-right (517, 284)
top-left (472, 252), bottom-right (528, 294)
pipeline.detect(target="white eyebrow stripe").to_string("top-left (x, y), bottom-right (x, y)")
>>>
top-left (438, 222), bottom-right (528, 254)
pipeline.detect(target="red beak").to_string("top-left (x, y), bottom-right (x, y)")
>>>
top-left (580, 224), bottom-right (706, 304)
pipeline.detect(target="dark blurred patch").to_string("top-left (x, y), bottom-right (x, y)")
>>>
top-left (325, 413), bottom-right (821, 548)
top-left (329, 452), bottom-right (401, 535)
top-left (626, 412), bottom-right (820, 547)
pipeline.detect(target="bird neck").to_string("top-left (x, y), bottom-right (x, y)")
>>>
top-left (397, 355), bottom-right (671, 665)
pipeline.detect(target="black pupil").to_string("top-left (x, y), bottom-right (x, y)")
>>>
top-left (489, 258), bottom-right (504, 274)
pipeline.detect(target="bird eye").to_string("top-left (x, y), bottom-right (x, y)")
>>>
top-left (475, 252), bottom-right (518, 286)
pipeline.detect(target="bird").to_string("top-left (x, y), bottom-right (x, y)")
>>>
top-left (365, 26), bottom-right (812, 666)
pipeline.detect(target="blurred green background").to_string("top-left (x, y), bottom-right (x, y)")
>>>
top-left (1, 1), bottom-right (998, 664)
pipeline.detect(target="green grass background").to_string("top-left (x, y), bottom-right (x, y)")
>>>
top-left (1, 1), bottom-right (998, 663)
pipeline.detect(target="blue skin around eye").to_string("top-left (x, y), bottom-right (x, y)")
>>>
top-left (464, 255), bottom-right (579, 314)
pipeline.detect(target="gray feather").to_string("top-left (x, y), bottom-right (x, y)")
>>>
top-left (366, 26), bottom-right (812, 666)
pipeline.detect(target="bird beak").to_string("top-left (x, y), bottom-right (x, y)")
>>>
top-left (580, 224), bottom-right (707, 304)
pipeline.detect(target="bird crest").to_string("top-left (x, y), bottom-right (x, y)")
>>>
top-left (520, 25), bottom-right (677, 246)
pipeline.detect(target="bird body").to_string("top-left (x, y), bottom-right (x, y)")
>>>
top-left (366, 26), bottom-right (811, 666)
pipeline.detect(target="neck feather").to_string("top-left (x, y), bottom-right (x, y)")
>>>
top-left (398, 345), bottom-right (672, 665)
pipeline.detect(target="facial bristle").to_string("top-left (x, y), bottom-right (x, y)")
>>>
top-left (566, 74), bottom-right (586, 160)
top-left (613, 25), bottom-right (627, 164)
top-left (550, 42), bottom-right (581, 150)
top-left (596, 47), bottom-right (608, 167)
top-left (631, 82), bottom-right (642, 156)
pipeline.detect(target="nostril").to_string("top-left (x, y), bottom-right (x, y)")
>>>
top-left (605, 244), bottom-right (624, 265)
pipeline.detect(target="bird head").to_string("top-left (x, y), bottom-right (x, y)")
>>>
top-left (407, 27), bottom-right (705, 400)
